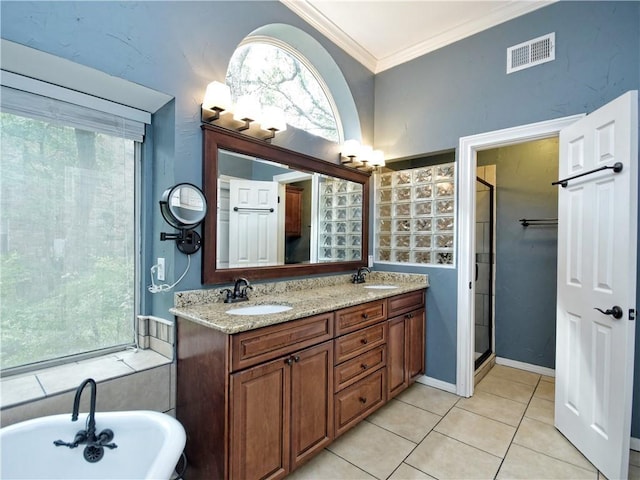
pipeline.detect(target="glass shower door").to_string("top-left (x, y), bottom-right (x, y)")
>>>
top-left (475, 177), bottom-right (494, 369)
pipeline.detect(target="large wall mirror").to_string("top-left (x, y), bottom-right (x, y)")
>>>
top-left (202, 125), bottom-right (370, 284)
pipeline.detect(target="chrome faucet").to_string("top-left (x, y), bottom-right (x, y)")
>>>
top-left (54, 378), bottom-right (117, 453)
top-left (352, 266), bottom-right (371, 284)
top-left (221, 278), bottom-right (253, 303)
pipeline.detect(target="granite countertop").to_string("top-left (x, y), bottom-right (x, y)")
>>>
top-left (170, 272), bottom-right (428, 334)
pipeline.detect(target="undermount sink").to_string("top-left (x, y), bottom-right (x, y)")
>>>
top-left (363, 285), bottom-right (398, 290)
top-left (0, 410), bottom-right (185, 479)
top-left (226, 304), bottom-right (293, 315)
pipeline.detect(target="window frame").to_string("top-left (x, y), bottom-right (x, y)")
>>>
top-left (227, 35), bottom-right (345, 144)
top-left (0, 75), bottom-right (144, 376)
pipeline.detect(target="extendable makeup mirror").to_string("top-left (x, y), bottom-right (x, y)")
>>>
top-left (159, 183), bottom-right (207, 254)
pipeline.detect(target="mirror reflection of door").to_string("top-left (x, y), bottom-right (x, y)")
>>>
top-left (228, 179), bottom-right (279, 268)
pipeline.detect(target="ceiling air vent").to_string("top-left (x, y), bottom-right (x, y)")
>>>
top-left (507, 33), bottom-right (555, 74)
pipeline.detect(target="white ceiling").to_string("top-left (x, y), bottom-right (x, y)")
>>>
top-left (281, 0), bottom-right (555, 73)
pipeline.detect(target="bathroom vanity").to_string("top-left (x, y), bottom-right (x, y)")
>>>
top-left (171, 273), bottom-right (427, 480)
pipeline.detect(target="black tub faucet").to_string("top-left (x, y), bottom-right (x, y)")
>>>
top-left (352, 266), bottom-right (371, 284)
top-left (72, 378), bottom-right (97, 444)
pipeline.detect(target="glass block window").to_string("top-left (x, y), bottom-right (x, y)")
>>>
top-left (318, 177), bottom-right (363, 262)
top-left (375, 163), bottom-right (455, 266)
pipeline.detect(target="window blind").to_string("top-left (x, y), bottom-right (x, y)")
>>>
top-left (0, 81), bottom-right (146, 142)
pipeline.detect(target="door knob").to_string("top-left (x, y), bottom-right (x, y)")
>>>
top-left (594, 306), bottom-right (623, 319)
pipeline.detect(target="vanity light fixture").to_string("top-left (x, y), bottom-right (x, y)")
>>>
top-left (339, 140), bottom-right (385, 171)
top-left (200, 81), bottom-right (286, 142)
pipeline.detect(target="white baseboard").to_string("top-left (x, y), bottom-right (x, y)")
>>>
top-left (631, 437), bottom-right (640, 452)
top-left (416, 375), bottom-right (457, 394)
top-left (496, 356), bottom-right (556, 377)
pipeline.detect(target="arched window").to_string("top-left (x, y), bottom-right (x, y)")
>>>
top-left (226, 38), bottom-right (341, 143)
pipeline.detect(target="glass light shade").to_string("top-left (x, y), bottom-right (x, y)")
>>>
top-left (202, 81), bottom-right (231, 111)
top-left (260, 106), bottom-right (287, 132)
top-left (342, 139), bottom-right (360, 158)
top-left (370, 149), bottom-right (385, 167)
top-left (234, 96), bottom-right (261, 122)
top-left (359, 145), bottom-right (373, 162)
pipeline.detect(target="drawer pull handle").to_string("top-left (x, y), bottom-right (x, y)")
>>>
top-left (361, 363), bottom-right (368, 370)
top-left (361, 338), bottom-right (368, 345)
top-left (362, 313), bottom-right (369, 319)
top-left (359, 397), bottom-right (367, 404)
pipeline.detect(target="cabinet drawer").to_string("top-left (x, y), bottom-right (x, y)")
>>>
top-left (334, 345), bottom-right (386, 393)
top-left (334, 368), bottom-right (386, 437)
top-left (231, 313), bottom-right (334, 371)
top-left (335, 300), bottom-right (386, 336)
top-left (387, 290), bottom-right (425, 317)
top-left (334, 322), bottom-right (387, 364)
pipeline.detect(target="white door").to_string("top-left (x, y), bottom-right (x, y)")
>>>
top-left (555, 90), bottom-right (638, 480)
top-left (229, 179), bottom-right (279, 268)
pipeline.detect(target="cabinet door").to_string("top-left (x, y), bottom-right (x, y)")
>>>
top-left (230, 358), bottom-right (290, 480)
top-left (290, 342), bottom-right (334, 470)
top-left (285, 185), bottom-right (303, 238)
top-left (387, 316), bottom-right (408, 399)
top-left (407, 308), bottom-right (426, 381)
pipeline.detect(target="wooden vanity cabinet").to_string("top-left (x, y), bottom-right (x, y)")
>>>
top-left (177, 289), bottom-right (426, 480)
top-left (230, 341), bottom-right (333, 480)
top-left (387, 290), bottom-right (426, 399)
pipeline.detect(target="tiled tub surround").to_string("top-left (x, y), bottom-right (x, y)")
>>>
top-left (170, 272), bottom-right (428, 333)
top-left (1, 316), bottom-right (175, 427)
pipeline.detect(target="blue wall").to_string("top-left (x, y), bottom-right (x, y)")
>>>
top-left (0, 1), bottom-right (375, 316)
top-left (374, 1), bottom-right (640, 436)
top-left (478, 139), bottom-right (559, 369)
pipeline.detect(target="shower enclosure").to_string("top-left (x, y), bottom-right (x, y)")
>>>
top-left (475, 177), bottom-right (494, 369)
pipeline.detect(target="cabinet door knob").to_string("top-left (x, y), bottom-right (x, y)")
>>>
top-left (285, 357), bottom-right (294, 366)
top-left (361, 338), bottom-right (368, 345)
top-left (361, 363), bottom-right (368, 370)
top-left (359, 397), bottom-right (367, 404)
top-left (293, 355), bottom-right (300, 362)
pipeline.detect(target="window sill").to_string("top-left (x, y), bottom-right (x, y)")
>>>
top-left (0, 349), bottom-right (172, 410)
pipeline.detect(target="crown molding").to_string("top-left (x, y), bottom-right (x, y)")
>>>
top-left (281, 0), bottom-right (555, 74)
top-left (280, 0), bottom-right (377, 73)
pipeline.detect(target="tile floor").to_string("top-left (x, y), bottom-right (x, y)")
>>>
top-left (287, 365), bottom-right (640, 480)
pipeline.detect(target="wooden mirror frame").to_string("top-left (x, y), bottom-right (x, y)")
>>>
top-left (202, 124), bottom-right (370, 284)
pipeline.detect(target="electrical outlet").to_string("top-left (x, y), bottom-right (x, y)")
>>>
top-left (157, 258), bottom-right (165, 281)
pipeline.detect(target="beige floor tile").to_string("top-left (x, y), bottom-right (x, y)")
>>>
top-left (388, 463), bottom-right (437, 480)
top-left (541, 374), bottom-right (556, 383)
top-left (513, 417), bottom-right (595, 472)
top-left (534, 378), bottom-right (555, 401)
top-left (524, 396), bottom-right (554, 425)
top-left (434, 407), bottom-right (515, 457)
top-left (406, 431), bottom-right (502, 479)
top-left (498, 444), bottom-right (595, 479)
top-left (630, 449), bottom-right (640, 466)
top-left (456, 390), bottom-right (526, 427)
top-left (286, 450), bottom-right (375, 480)
top-left (488, 364), bottom-right (541, 386)
top-left (396, 383), bottom-right (459, 416)
top-left (366, 398), bottom-right (441, 443)
top-left (475, 375), bottom-right (535, 404)
top-left (327, 420), bottom-right (416, 479)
